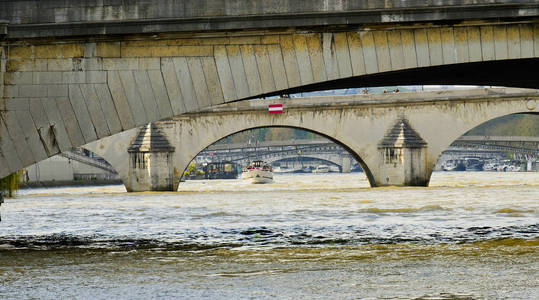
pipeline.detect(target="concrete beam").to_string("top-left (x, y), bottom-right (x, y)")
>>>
top-left (1, 2), bottom-right (538, 39)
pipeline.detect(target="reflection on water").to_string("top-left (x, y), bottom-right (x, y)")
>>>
top-left (0, 172), bottom-right (537, 299)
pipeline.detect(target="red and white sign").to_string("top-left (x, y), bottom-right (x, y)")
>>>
top-left (268, 104), bottom-right (283, 114)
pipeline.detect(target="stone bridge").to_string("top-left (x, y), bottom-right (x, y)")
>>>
top-left (0, 1), bottom-right (538, 180)
top-left (81, 88), bottom-right (539, 191)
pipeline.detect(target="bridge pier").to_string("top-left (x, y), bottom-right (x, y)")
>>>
top-left (527, 159), bottom-right (536, 172)
top-left (341, 156), bottom-right (351, 173)
top-left (375, 119), bottom-right (429, 186)
top-left (126, 124), bottom-right (178, 192)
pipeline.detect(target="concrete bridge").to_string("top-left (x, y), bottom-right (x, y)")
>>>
top-left (81, 88), bottom-right (539, 191)
top-left (0, 0), bottom-right (538, 182)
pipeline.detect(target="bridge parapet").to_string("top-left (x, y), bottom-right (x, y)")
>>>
top-left (1, 1), bottom-right (537, 38)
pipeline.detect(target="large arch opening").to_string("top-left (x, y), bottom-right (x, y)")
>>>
top-left (178, 126), bottom-right (373, 188)
top-left (430, 112), bottom-right (539, 186)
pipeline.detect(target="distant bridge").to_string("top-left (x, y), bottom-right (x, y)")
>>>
top-left (197, 136), bottom-right (538, 170)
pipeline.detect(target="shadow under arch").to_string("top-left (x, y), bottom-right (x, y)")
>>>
top-left (247, 58), bottom-right (539, 100)
top-left (430, 112), bottom-right (539, 179)
top-left (178, 125), bottom-right (375, 188)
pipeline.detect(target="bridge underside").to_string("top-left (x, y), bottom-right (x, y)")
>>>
top-left (256, 58), bottom-right (539, 98)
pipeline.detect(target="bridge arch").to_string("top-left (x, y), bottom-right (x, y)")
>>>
top-left (171, 125), bottom-right (375, 191)
top-left (428, 111), bottom-right (539, 181)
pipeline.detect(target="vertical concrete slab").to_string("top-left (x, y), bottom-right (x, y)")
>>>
top-left (148, 70), bottom-right (175, 117)
top-left (494, 25), bottom-right (508, 60)
top-left (239, 45), bottom-right (263, 96)
top-left (107, 71), bottom-right (136, 130)
top-left (173, 57), bottom-right (199, 111)
top-left (200, 57), bottom-right (225, 106)
top-left (454, 27), bottom-right (470, 63)
top-left (373, 31), bottom-right (391, 72)
top-left (226, 45), bottom-right (250, 99)
top-left (0, 153), bottom-right (10, 178)
top-left (79, 84), bottom-right (111, 139)
top-left (29, 99), bottom-right (60, 156)
top-left (40, 98), bottom-right (73, 151)
top-left (359, 31), bottom-right (378, 74)
top-left (440, 27), bottom-right (455, 64)
top-left (0, 116), bottom-right (23, 173)
top-left (507, 25), bottom-right (521, 59)
top-left (534, 24), bottom-right (539, 57)
top-left (15, 109), bottom-right (48, 162)
top-left (414, 29), bottom-right (430, 67)
top-left (119, 70), bottom-right (149, 126)
top-left (213, 46), bottom-right (237, 102)
top-left (187, 57), bottom-right (211, 108)
top-left (467, 27), bottom-right (482, 62)
top-left (2, 111), bottom-right (36, 166)
top-left (334, 32), bottom-right (352, 78)
top-left (293, 34), bottom-right (314, 85)
top-left (55, 96), bottom-right (85, 147)
top-left (323, 33), bottom-right (340, 79)
top-left (280, 35), bottom-right (301, 88)
top-left (68, 85), bottom-right (97, 143)
top-left (427, 28), bottom-right (443, 66)
top-left (267, 44), bottom-right (289, 91)
top-left (1, 47), bottom-right (4, 102)
top-left (306, 34), bottom-right (327, 82)
top-left (346, 32), bottom-right (365, 76)
top-left (133, 70), bottom-right (160, 121)
top-left (94, 83), bottom-right (123, 134)
top-left (161, 58), bottom-right (187, 114)
top-left (387, 30), bottom-right (405, 70)
top-left (480, 26), bottom-right (495, 61)
top-left (401, 30), bottom-right (418, 69)
top-left (252, 45), bottom-right (276, 94)
top-left (519, 24), bottom-right (534, 58)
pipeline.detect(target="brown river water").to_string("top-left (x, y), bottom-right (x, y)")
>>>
top-left (0, 172), bottom-right (537, 299)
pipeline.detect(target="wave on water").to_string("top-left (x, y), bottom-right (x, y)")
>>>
top-left (362, 205), bottom-right (448, 214)
top-left (1, 223), bottom-right (537, 251)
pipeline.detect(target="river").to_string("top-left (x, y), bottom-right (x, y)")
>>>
top-left (0, 172), bottom-right (537, 299)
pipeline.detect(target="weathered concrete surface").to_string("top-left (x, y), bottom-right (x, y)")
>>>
top-left (84, 88), bottom-right (539, 191)
top-left (0, 1), bottom-right (537, 38)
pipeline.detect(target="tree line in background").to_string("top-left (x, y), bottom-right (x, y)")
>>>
top-left (466, 114), bottom-right (539, 136)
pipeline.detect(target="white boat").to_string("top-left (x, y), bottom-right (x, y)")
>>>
top-left (241, 161), bottom-right (273, 184)
top-left (312, 164), bottom-right (330, 173)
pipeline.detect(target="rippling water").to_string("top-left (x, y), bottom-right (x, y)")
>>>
top-left (0, 172), bottom-right (537, 299)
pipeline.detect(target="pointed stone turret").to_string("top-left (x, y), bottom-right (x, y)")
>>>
top-left (127, 123), bottom-right (176, 191)
top-left (378, 118), bottom-right (428, 186)
top-left (378, 118), bottom-right (427, 149)
top-left (128, 123), bottom-right (175, 153)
